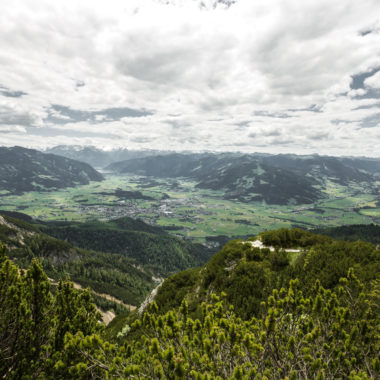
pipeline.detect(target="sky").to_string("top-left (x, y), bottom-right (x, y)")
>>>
top-left (0, 0), bottom-right (380, 156)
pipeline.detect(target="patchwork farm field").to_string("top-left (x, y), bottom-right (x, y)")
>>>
top-left (1, 174), bottom-right (379, 243)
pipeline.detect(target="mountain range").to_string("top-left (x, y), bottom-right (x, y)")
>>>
top-left (2, 145), bottom-right (379, 206)
top-left (107, 152), bottom-right (380, 205)
top-left (0, 146), bottom-right (103, 194)
top-left (45, 145), bottom-right (171, 169)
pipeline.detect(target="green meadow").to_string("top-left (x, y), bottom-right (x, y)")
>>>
top-left (1, 174), bottom-right (379, 243)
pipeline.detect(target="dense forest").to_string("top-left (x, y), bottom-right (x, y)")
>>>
top-left (152, 228), bottom-right (378, 319)
top-left (0, 213), bottom-right (155, 307)
top-left (0, 211), bottom-right (212, 277)
top-left (1, 227), bottom-right (379, 379)
top-left (315, 224), bottom-right (380, 245)
top-left (0, 212), bottom-right (213, 308)
top-left (37, 217), bottom-right (212, 276)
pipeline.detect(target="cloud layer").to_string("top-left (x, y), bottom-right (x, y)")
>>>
top-left (0, 0), bottom-right (379, 156)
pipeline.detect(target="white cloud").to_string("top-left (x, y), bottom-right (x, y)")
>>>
top-left (365, 71), bottom-right (380, 89)
top-left (0, 0), bottom-right (379, 155)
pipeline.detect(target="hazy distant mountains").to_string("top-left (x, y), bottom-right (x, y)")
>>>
top-left (0, 146), bottom-right (103, 194)
top-left (107, 153), bottom-right (380, 205)
top-left (6, 144), bottom-right (379, 206)
top-left (46, 145), bottom-right (170, 168)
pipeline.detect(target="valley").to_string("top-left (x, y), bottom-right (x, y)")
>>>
top-left (1, 173), bottom-right (379, 245)
top-left (2, 2), bottom-right (380, 376)
top-left (1, 149), bottom-right (380, 379)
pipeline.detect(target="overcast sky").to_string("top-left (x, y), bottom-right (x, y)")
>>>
top-left (0, 0), bottom-right (380, 156)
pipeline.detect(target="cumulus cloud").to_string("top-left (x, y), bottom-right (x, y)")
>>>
top-left (0, 0), bottom-right (379, 156)
top-left (364, 71), bottom-right (380, 89)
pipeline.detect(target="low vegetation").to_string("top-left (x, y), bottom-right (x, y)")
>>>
top-left (1, 227), bottom-right (379, 378)
top-left (153, 228), bottom-right (379, 321)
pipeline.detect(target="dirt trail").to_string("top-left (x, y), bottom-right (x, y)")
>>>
top-left (138, 281), bottom-right (163, 314)
top-left (49, 279), bottom-right (136, 325)
top-left (101, 310), bottom-right (116, 325)
top-left (71, 281), bottom-right (136, 311)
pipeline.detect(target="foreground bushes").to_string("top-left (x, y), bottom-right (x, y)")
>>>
top-left (1, 241), bottom-right (378, 379)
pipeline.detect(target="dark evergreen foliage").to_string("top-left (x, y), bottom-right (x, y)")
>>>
top-left (1, 226), bottom-right (379, 379)
top-left (315, 223), bottom-right (380, 244)
top-left (38, 217), bottom-right (213, 276)
top-left (0, 214), bottom-right (155, 306)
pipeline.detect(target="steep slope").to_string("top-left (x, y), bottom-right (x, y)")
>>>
top-left (151, 228), bottom-right (379, 319)
top-left (314, 223), bottom-right (380, 244)
top-left (37, 216), bottom-right (213, 276)
top-left (195, 156), bottom-right (321, 204)
top-left (0, 213), bottom-right (154, 307)
top-left (339, 156), bottom-right (380, 177)
top-left (2, 243), bottom-right (378, 379)
top-left (261, 154), bottom-right (375, 185)
top-left (0, 146), bottom-right (103, 194)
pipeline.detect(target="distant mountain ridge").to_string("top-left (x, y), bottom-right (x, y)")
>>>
top-left (46, 145), bottom-right (171, 168)
top-left (0, 146), bottom-right (103, 194)
top-left (107, 152), bottom-right (380, 205)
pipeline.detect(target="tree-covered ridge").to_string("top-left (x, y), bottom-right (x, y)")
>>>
top-left (0, 146), bottom-right (103, 194)
top-left (1, 242), bottom-right (378, 379)
top-left (314, 224), bottom-right (380, 245)
top-left (0, 211), bottom-right (212, 307)
top-left (153, 228), bottom-right (379, 320)
top-left (258, 228), bottom-right (333, 248)
top-left (0, 213), bottom-right (155, 307)
top-left (107, 154), bottom-right (322, 205)
top-left (37, 216), bottom-right (212, 277)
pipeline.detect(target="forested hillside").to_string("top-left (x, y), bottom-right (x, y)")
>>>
top-left (1, 227), bottom-right (379, 379)
top-left (0, 213), bottom-right (154, 307)
top-left (0, 211), bottom-right (213, 308)
top-left (152, 228), bottom-right (379, 318)
top-left (37, 217), bottom-right (212, 276)
top-left (6, 213), bottom-right (213, 277)
top-left (0, 146), bottom-right (103, 194)
top-left (315, 224), bottom-right (380, 244)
